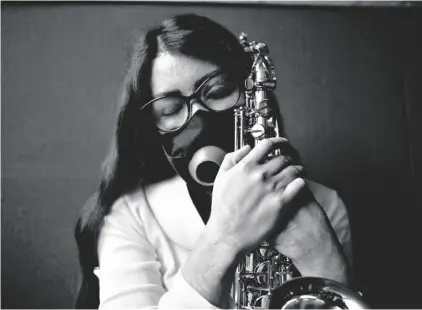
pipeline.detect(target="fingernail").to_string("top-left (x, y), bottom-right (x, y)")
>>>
top-left (295, 166), bottom-right (305, 175)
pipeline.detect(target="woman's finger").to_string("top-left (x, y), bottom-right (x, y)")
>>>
top-left (241, 137), bottom-right (288, 165)
top-left (259, 154), bottom-right (291, 179)
top-left (272, 165), bottom-right (304, 191)
top-left (282, 177), bottom-right (306, 205)
top-left (218, 145), bottom-right (252, 172)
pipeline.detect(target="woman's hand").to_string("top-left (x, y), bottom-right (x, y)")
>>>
top-left (183, 137), bottom-right (305, 308)
top-left (205, 137), bottom-right (305, 257)
top-left (270, 186), bottom-right (351, 285)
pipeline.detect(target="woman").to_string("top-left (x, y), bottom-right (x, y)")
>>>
top-left (75, 14), bottom-right (353, 309)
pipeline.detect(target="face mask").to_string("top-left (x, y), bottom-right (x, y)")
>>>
top-left (160, 110), bottom-right (234, 189)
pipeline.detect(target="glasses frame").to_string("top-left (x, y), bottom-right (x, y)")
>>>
top-left (140, 72), bottom-right (242, 133)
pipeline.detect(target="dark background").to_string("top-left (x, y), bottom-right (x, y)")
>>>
top-left (2, 2), bottom-right (421, 309)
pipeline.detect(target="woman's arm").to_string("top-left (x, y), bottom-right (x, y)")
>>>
top-left (180, 230), bottom-right (240, 308)
top-left (307, 180), bottom-right (353, 269)
top-left (271, 186), bottom-right (351, 286)
top-left (97, 138), bottom-right (307, 309)
top-left (97, 196), bottom-right (234, 309)
top-left (181, 140), bottom-right (306, 307)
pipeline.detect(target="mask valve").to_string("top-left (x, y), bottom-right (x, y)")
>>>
top-left (188, 146), bottom-right (226, 187)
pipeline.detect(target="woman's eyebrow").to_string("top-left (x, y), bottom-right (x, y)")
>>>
top-left (152, 69), bottom-right (222, 99)
top-left (153, 90), bottom-right (181, 99)
top-left (193, 69), bottom-right (222, 91)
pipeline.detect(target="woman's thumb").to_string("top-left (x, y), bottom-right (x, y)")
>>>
top-left (218, 145), bottom-right (251, 172)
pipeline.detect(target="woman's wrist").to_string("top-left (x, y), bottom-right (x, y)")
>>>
top-left (181, 228), bottom-right (241, 308)
top-left (203, 217), bottom-right (246, 261)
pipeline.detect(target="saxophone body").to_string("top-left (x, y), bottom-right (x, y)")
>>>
top-left (232, 33), bottom-right (369, 309)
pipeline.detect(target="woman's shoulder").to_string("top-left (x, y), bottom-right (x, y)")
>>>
top-left (102, 186), bottom-right (149, 233)
top-left (110, 180), bottom-right (173, 221)
top-left (106, 176), bottom-right (182, 223)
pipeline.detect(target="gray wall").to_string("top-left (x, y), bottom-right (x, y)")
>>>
top-left (2, 3), bottom-right (421, 308)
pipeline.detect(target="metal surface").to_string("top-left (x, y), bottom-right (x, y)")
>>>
top-left (232, 33), bottom-right (369, 309)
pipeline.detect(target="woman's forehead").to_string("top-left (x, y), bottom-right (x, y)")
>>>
top-left (151, 53), bottom-right (218, 96)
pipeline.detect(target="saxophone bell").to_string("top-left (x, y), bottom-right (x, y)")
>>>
top-left (269, 277), bottom-right (369, 309)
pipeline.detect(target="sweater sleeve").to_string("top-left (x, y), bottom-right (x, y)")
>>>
top-left (95, 196), bottom-right (227, 309)
top-left (307, 180), bottom-right (353, 268)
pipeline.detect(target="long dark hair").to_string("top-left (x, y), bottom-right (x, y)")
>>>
top-left (73, 14), bottom-right (250, 309)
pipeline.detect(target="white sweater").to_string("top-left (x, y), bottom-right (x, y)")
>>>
top-left (94, 176), bottom-right (352, 309)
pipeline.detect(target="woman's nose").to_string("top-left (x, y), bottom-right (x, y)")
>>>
top-left (191, 100), bottom-right (208, 116)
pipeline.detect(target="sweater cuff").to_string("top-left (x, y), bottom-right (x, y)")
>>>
top-left (159, 271), bottom-right (235, 309)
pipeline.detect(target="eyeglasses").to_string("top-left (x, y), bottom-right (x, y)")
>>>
top-left (140, 72), bottom-right (241, 132)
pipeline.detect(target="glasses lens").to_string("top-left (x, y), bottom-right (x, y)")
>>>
top-left (151, 97), bottom-right (188, 131)
top-left (200, 74), bottom-right (240, 111)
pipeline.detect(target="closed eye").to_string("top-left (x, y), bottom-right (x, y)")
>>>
top-left (152, 98), bottom-right (185, 117)
top-left (204, 84), bottom-right (237, 100)
top-left (161, 105), bottom-right (183, 116)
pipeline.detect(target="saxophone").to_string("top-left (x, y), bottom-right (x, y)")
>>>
top-left (232, 33), bottom-right (369, 309)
